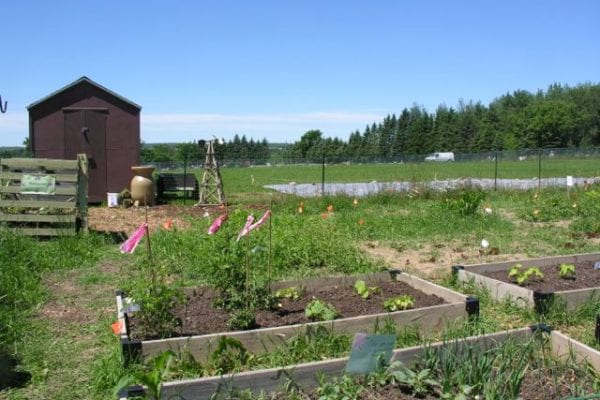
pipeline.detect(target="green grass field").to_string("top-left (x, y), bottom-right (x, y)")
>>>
top-left (217, 158), bottom-right (600, 194)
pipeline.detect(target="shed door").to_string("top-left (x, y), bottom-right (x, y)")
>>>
top-left (64, 109), bottom-right (107, 203)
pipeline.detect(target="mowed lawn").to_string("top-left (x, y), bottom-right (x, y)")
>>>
top-left (219, 158), bottom-right (600, 194)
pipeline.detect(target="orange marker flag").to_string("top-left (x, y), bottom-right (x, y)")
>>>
top-left (111, 320), bottom-right (124, 335)
top-left (163, 219), bottom-right (173, 230)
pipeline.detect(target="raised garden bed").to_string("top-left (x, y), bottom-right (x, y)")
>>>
top-left (453, 252), bottom-right (600, 312)
top-left (118, 325), bottom-right (600, 400)
top-left (115, 271), bottom-right (477, 365)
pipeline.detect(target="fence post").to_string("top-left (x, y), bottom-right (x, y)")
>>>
top-left (321, 155), bottom-right (325, 197)
top-left (538, 149), bottom-right (542, 191)
top-left (494, 151), bottom-right (498, 191)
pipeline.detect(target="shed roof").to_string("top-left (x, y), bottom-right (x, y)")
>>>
top-left (27, 76), bottom-right (142, 111)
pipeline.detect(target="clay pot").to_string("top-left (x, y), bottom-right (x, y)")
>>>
top-left (130, 166), bottom-right (155, 206)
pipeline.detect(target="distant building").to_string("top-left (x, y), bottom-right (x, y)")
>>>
top-left (28, 76), bottom-right (141, 202)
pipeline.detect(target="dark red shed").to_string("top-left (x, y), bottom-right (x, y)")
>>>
top-left (28, 76), bottom-right (141, 203)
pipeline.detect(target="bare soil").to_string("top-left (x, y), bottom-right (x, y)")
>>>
top-left (129, 280), bottom-right (445, 339)
top-left (482, 259), bottom-right (600, 292)
top-left (87, 204), bottom-right (221, 234)
top-left (361, 241), bottom-right (530, 279)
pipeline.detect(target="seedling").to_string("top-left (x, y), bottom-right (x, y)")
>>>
top-left (387, 361), bottom-right (439, 396)
top-left (383, 295), bottom-right (415, 311)
top-left (274, 286), bottom-right (302, 301)
top-left (558, 263), bottom-right (576, 279)
top-left (354, 280), bottom-right (381, 299)
top-left (508, 264), bottom-right (544, 286)
top-left (305, 299), bottom-right (338, 321)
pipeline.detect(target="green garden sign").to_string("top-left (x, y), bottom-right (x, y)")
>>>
top-left (20, 174), bottom-right (56, 195)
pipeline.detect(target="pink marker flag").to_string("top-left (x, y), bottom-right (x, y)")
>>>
top-left (120, 223), bottom-right (147, 254)
top-left (236, 215), bottom-right (255, 241)
top-left (208, 214), bottom-right (227, 235)
top-left (248, 210), bottom-right (271, 233)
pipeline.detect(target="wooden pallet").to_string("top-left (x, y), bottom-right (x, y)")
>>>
top-left (0, 155), bottom-right (88, 236)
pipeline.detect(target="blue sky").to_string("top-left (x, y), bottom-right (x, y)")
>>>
top-left (1, 0), bottom-right (599, 146)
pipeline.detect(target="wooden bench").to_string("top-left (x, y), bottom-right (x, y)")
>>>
top-left (156, 173), bottom-right (198, 202)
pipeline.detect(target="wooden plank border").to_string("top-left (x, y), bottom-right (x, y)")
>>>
top-left (453, 252), bottom-right (600, 311)
top-left (149, 325), bottom-right (600, 400)
top-left (116, 271), bottom-right (475, 366)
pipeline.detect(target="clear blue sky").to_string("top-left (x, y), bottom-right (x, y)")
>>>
top-left (1, 0), bottom-right (599, 146)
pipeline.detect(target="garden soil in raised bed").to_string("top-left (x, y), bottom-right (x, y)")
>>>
top-left (129, 281), bottom-right (445, 339)
top-left (482, 259), bottom-right (600, 292)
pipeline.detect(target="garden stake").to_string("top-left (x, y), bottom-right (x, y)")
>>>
top-left (268, 200), bottom-right (273, 286)
top-left (144, 202), bottom-right (153, 263)
top-left (143, 198), bottom-right (157, 291)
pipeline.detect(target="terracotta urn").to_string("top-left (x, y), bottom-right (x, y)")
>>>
top-left (130, 166), bottom-right (155, 206)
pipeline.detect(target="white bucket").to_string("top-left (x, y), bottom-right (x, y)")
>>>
top-left (107, 192), bottom-right (119, 208)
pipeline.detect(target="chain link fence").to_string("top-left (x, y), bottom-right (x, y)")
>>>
top-left (147, 147), bottom-right (600, 196)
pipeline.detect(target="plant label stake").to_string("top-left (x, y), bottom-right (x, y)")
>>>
top-left (346, 333), bottom-right (396, 375)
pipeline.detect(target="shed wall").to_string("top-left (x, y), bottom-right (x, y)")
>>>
top-left (29, 81), bottom-right (140, 202)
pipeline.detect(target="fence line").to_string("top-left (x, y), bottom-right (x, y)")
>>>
top-left (146, 147), bottom-right (600, 170)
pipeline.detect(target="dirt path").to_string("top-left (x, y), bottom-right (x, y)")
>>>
top-left (9, 261), bottom-right (123, 400)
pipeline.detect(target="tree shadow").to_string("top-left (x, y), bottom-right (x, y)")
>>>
top-left (0, 351), bottom-right (31, 390)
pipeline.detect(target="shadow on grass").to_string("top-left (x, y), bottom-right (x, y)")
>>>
top-left (0, 351), bottom-right (31, 390)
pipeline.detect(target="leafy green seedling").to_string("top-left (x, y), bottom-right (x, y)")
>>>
top-left (558, 263), bottom-right (576, 279)
top-left (508, 264), bottom-right (544, 286)
top-left (227, 308), bottom-right (256, 331)
top-left (112, 350), bottom-right (175, 399)
top-left (387, 361), bottom-right (439, 396)
top-left (305, 299), bottom-right (338, 321)
top-left (383, 295), bottom-right (415, 312)
top-left (354, 280), bottom-right (381, 299)
top-left (274, 286), bottom-right (302, 301)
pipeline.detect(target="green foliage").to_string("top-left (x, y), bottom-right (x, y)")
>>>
top-left (353, 280), bottom-right (380, 299)
top-left (444, 190), bottom-right (486, 216)
top-left (255, 326), bottom-right (351, 368)
top-left (0, 230), bottom-right (107, 350)
top-left (558, 263), bottom-right (576, 279)
top-left (125, 260), bottom-right (184, 338)
top-left (113, 350), bottom-right (176, 400)
top-left (383, 295), bottom-right (415, 311)
top-left (274, 286), bottom-right (302, 301)
top-left (521, 191), bottom-right (580, 222)
top-left (210, 336), bottom-right (252, 375)
top-left (305, 299), bottom-right (338, 321)
top-left (508, 264), bottom-right (544, 286)
top-left (387, 361), bottom-right (439, 396)
top-left (227, 308), bottom-right (257, 331)
top-left (316, 373), bottom-right (363, 400)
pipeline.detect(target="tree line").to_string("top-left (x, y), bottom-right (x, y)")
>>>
top-left (285, 82), bottom-right (600, 162)
top-left (136, 82), bottom-right (599, 164)
top-left (140, 135), bottom-right (270, 164)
